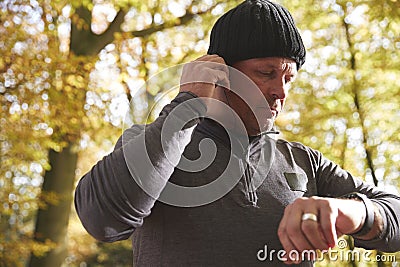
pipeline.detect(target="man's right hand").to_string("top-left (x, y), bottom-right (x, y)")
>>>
top-left (180, 54), bottom-right (230, 107)
top-left (180, 55), bottom-right (244, 133)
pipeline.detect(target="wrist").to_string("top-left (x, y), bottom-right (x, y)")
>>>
top-left (339, 192), bottom-right (375, 238)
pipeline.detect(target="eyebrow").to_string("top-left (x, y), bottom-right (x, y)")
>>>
top-left (260, 64), bottom-right (297, 74)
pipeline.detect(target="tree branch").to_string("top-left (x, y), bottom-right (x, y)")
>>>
top-left (70, 3), bottom-right (219, 56)
top-left (341, 12), bottom-right (379, 187)
top-left (96, 10), bottom-right (126, 50)
top-left (70, 7), bottom-right (126, 56)
top-left (130, 3), bottom-right (220, 37)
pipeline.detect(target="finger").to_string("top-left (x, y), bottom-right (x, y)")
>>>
top-left (181, 62), bottom-right (226, 84)
top-left (318, 202), bottom-right (338, 248)
top-left (195, 56), bottom-right (229, 75)
top-left (184, 61), bottom-right (228, 82)
top-left (212, 69), bottom-right (230, 89)
top-left (278, 205), bottom-right (300, 264)
top-left (197, 54), bottom-right (226, 63)
top-left (194, 54), bottom-right (220, 61)
top-left (195, 54), bottom-right (227, 66)
top-left (285, 210), bottom-right (315, 252)
top-left (279, 232), bottom-right (302, 264)
top-left (184, 57), bottom-right (222, 72)
top-left (278, 209), bottom-right (300, 264)
top-left (182, 69), bottom-right (228, 87)
top-left (301, 214), bottom-right (330, 251)
top-left (198, 61), bottom-right (229, 77)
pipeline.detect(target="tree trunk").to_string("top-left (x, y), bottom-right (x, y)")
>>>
top-left (28, 145), bottom-right (78, 267)
top-left (27, 5), bottom-right (109, 266)
top-left (27, 3), bottom-right (216, 266)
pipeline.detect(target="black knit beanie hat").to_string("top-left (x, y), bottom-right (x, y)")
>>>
top-left (207, 0), bottom-right (306, 70)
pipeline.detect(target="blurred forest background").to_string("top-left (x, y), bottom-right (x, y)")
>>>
top-left (0, 0), bottom-right (399, 266)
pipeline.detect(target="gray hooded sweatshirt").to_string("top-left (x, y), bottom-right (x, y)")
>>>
top-left (75, 92), bottom-right (400, 266)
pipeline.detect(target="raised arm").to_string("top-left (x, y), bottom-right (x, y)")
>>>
top-left (74, 55), bottom-right (230, 242)
top-left (74, 92), bottom-right (206, 242)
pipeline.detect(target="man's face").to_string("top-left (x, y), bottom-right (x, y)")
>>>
top-left (227, 57), bottom-right (297, 136)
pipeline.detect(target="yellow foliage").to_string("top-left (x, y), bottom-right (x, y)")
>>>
top-left (1, 0), bottom-right (398, 266)
top-left (31, 239), bottom-right (57, 258)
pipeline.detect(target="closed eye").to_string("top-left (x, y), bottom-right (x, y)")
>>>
top-left (258, 70), bottom-right (274, 77)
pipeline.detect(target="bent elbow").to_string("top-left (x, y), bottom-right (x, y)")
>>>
top-left (74, 197), bottom-right (137, 242)
top-left (74, 179), bottom-right (138, 242)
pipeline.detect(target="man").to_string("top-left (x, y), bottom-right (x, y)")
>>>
top-left (75, 0), bottom-right (400, 266)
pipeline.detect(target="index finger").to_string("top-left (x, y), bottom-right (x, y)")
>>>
top-left (318, 202), bottom-right (338, 248)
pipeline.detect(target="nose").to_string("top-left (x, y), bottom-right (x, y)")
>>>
top-left (269, 77), bottom-right (287, 100)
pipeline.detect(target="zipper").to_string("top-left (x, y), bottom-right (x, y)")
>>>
top-left (241, 131), bottom-right (278, 207)
top-left (243, 148), bottom-right (258, 207)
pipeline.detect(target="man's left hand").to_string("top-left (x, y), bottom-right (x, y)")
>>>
top-left (277, 196), bottom-right (366, 264)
